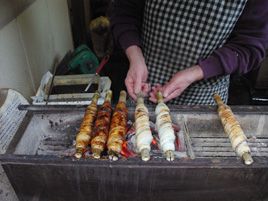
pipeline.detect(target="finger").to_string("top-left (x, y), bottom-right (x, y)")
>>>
top-left (134, 77), bottom-right (142, 95)
top-left (141, 83), bottom-right (151, 94)
top-left (152, 84), bottom-right (162, 92)
top-left (162, 81), bottom-right (177, 98)
top-left (125, 78), bottom-right (137, 100)
top-left (125, 81), bottom-right (136, 100)
top-left (149, 84), bottom-right (163, 103)
top-left (149, 97), bottom-right (157, 103)
top-left (151, 85), bottom-right (163, 98)
top-left (149, 91), bottom-right (157, 103)
top-left (154, 83), bottom-right (162, 90)
top-left (151, 86), bottom-right (157, 94)
top-left (164, 88), bottom-right (182, 102)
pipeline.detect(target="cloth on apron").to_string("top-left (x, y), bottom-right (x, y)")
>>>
top-left (141, 0), bottom-right (247, 105)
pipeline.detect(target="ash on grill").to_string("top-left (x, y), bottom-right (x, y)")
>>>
top-left (38, 117), bottom-right (79, 156)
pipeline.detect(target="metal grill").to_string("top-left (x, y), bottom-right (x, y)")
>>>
top-left (2, 105), bottom-right (268, 201)
top-left (183, 114), bottom-right (268, 158)
top-left (12, 107), bottom-right (268, 160)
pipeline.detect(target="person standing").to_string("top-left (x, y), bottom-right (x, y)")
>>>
top-left (111, 0), bottom-right (268, 105)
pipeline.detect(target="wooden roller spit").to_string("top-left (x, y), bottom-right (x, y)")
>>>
top-left (91, 90), bottom-right (113, 159)
top-left (75, 91), bottom-right (99, 159)
top-left (214, 94), bottom-right (254, 165)
top-left (107, 90), bottom-right (128, 161)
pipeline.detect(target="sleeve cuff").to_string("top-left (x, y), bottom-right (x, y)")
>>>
top-left (118, 31), bottom-right (141, 50)
top-left (198, 56), bottom-right (225, 79)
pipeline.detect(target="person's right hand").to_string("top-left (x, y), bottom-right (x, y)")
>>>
top-left (125, 46), bottom-right (150, 100)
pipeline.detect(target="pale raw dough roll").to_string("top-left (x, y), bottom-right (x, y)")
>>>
top-left (135, 100), bottom-right (153, 153)
top-left (136, 129), bottom-right (153, 152)
top-left (155, 102), bottom-right (169, 114)
top-left (155, 103), bottom-right (175, 153)
top-left (236, 141), bottom-right (251, 157)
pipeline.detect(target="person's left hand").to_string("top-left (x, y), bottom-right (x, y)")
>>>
top-left (149, 65), bottom-right (204, 103)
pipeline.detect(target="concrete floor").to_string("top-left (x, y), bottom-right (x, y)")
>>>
top-left (0, 165), bottom-right (18, 201)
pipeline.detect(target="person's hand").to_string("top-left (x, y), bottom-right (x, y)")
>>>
top-left (149, 65), bottom-right (204, 103)
top-left (125, 46), bottom-right (150, 100)
top-left (162, 65), bottom-right (204, 102)
top-left (125, 62), bottom-right (149, 100)
top-left (149, 84), bottom-right (163, 103)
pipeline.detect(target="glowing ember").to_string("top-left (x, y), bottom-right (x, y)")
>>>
top-left (120, 141), bottom-right (135, 158)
